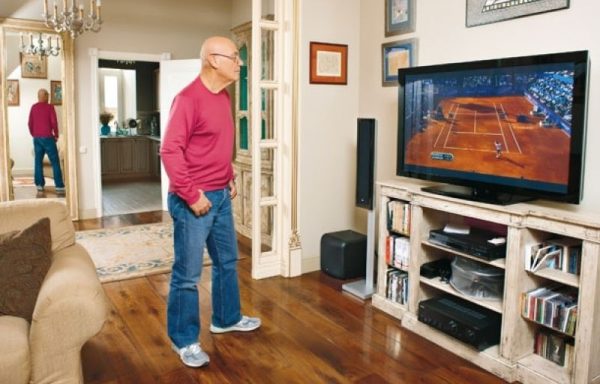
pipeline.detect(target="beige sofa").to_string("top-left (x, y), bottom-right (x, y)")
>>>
top-left (0, 200), bottom-right (108, 384)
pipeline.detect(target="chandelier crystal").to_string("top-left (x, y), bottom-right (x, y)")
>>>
top-left (43, 0), bottom-right (103, 39)
top-left (21, 32), bottom-right (60, 57)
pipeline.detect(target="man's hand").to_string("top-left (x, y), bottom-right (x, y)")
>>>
top-left (229, 179), bottom-right (238, 200)
top-left (189, 190), bottom-right (212, 216)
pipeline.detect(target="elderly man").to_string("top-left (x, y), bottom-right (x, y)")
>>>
top-left (28, 88), bottom-right (65, 196)
top-left (161, 36), bottom-right (261, 368)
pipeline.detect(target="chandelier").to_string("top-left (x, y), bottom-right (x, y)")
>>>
top-left (21, 32), bottom-right (60, 57)
top-left (42, 0), bottom-right (103, 39)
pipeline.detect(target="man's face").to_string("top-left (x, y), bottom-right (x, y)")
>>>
top-left (211, 42), bottom-right (243, 82)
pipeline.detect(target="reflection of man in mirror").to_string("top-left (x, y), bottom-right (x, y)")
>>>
top-left (28, 88), bottom-right (65, 196)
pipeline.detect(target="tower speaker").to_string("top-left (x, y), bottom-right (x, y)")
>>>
top-left (355, 118), bottom-right (376, 210)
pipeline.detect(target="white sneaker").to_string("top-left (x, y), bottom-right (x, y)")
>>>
top-left (210, 315), bottom-right (261, 334)
top-left (171, 342), bottom-right (209, 368)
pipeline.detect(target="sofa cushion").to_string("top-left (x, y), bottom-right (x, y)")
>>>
top-left (0, 217), bottom-right (52, 321)
top-left (0, 316), bottom-right (30, 384)
top-left (0, 200), bottom-right (75, 253)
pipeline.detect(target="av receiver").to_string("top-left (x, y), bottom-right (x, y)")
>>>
top-left (418, 295), bottom-right (501, 351)
top-left (428, 228), bottom-right (506, 261)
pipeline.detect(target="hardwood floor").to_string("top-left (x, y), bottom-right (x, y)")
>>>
top-left (102, 180), bottom-right (162, 217)
top-left (77, 211), bottom-right (510, 384)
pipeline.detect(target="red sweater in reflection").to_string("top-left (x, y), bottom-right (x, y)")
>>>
top-left (28, 102), bottom-right (58, 139)
top-left (160, 76), bottom-right (234, 206)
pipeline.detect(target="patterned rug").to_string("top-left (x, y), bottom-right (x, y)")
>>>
top-left (76, 222), bottom-right (210, 283)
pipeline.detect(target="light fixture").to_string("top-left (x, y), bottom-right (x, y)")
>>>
top-left (20, 32), bottom-right (60, 57)
top-left (42, 0), bottom-right (103, 39)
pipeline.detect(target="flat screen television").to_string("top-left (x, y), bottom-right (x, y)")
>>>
top-left (396, 50), bottom-right (590, 205)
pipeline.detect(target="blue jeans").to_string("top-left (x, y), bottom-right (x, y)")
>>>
top-left (167, 189), bottom-right (241, 348)
top-left (33, 137), bottom-right (64, 189)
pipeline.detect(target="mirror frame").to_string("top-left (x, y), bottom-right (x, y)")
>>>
top-left (0, 18), bottom-right (78, 219)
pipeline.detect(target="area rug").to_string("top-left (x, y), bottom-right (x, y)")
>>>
top-left (76, 222), bottom-right (210, 283)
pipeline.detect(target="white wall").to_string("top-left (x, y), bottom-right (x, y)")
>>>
top-left (298, 0), bottom-right (362, 270)
top-left (360, 0), bottom-right (600, 218)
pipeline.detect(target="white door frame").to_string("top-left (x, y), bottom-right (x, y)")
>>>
top-left (88, 49), bottom-right (171, 218)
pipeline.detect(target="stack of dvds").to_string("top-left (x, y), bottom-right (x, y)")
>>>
top-left (521, 286), bottom-right (578, 336)
top-left (534, 329), bottom-right (574, 367)
top-left (384, 235), bottom-right (410, 269)
top-left (386, 269), bottom-right (408, 305)
top-left (387, 200), bottom-right (411, 235)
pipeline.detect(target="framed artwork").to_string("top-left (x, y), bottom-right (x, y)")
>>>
top-left (50, 81), bottom-right (63, 105)
top-left (7, 80), bottom-right (20, 106)
top-left (20, 53), bottom-right (47, 79)
top-left (309, 42), bottom-right (348, 85)
top-left (385, 0), bottom-right (416, 36)
top-left (467, 0), bottom-right (570, 27)
top-left (382, 39), bottom-right (417, 87)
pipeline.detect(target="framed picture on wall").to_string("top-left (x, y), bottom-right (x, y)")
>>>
top-left (466, 0), bottom-right (570, 27)
top-left (7, 80), bottom-right (20, 106)
top-left (50, 80), bottom-right (62, 105)
top-left (309, 42), bottom-right (348, 85)
top-left (20, 53), bottom-right (48, 79)
top-left (382, 38), bottom-right (417, 87)
top-left (385, 0), bottom-right (416, 36)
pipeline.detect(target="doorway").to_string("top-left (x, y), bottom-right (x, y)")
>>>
top-left (90, 50), bottom-right (170, 218)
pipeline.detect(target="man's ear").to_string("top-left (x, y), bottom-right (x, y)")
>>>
top-left (206, 55), bottom-right (218, 69)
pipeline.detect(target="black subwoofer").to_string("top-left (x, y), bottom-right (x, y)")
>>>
top-left (320, 230), bottom-right (367, 279)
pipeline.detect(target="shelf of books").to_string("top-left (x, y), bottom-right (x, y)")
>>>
top-left (516, 230), bottom-right (583, 384)
top-left (374, 194), bottom-right (412, 319)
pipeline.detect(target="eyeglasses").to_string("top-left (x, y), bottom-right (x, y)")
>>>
top-left (210, 53), bottom-right (242, 64)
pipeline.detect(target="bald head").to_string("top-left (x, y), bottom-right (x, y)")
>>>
top-left (200, 36), bottom-right (237, 62)
top-left (198, 36), bottom-right (242, 93)
top-left (38, 88), bottom-right (49, 103)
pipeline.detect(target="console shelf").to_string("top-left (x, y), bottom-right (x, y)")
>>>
top-left (422, 240), bottom-right (507, 269)
top-left (373, 178), bottom-right (600, 384)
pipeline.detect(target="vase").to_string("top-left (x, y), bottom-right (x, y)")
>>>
top-left (100, 125), bottom-right (110, 136)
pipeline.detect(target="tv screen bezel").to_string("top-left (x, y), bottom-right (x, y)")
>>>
top-left (396, 50), bottom-right (590, 204)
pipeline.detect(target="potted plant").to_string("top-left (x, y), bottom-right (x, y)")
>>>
top-left (99, 111), bottom-right (113, 136)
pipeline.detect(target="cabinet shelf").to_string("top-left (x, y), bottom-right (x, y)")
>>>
top-left (521, 315), bottom-right (576, 338)
top-left (420, 276), bottom-right (503, 313)
top-left (422, 240), bottom-right (506, 269)
top-left (518, 353), bottom-right (572, 384)
top-left (527, 268), bottom-right (580, 288)
top-left (373, 178), bottom-right (600, 384)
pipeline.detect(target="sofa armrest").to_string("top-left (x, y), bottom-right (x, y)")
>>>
top-left (29, 244), bottom-right (108, 384)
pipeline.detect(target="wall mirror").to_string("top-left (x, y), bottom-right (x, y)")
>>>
top-left (0, 18), bottom-right (78, 219)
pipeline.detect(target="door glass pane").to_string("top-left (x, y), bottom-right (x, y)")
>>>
top-left (261, 148), bottom-right (275, 199)
top-left (239, 45), bottom-right (248, 110)
top-left (261, 29), bottom-right (274, 81)
top-left (239, 116), bottom-right (248, 150)
top-left (261, 89), bottom-right (275, 140)
top-left (262, 0), bottom-right (275, 21)
top-left (260, 205), bottom-right (275, 252)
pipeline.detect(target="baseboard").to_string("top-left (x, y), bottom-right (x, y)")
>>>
top-left (302, 256), bottom-right (320, 274)
top-left (79, 208), bottom-right (100, 220)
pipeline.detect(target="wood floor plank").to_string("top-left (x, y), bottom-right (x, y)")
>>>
top-left (79, 211), bottom-right (511, 384)
top-left (102, 279), bottom-right (182, 376)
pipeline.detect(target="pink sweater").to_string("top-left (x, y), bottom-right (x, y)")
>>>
top-left (28, 102), bottom-right (58, 139)
top-left (160, 76), bottom-right (234, 205)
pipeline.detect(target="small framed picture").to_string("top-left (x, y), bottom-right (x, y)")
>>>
top-left (385, 0), bottom-right (416, 36)
top-left (50, 80), bottom-right (62, 105)
top-left (382, 38), bottom-right (417, 87)
top-left (309, 42), bottom-right (348, 85)
top-left (7, 79), bottom-right (20, 106)
top-left (20, 53), bottom-right (48, 79)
